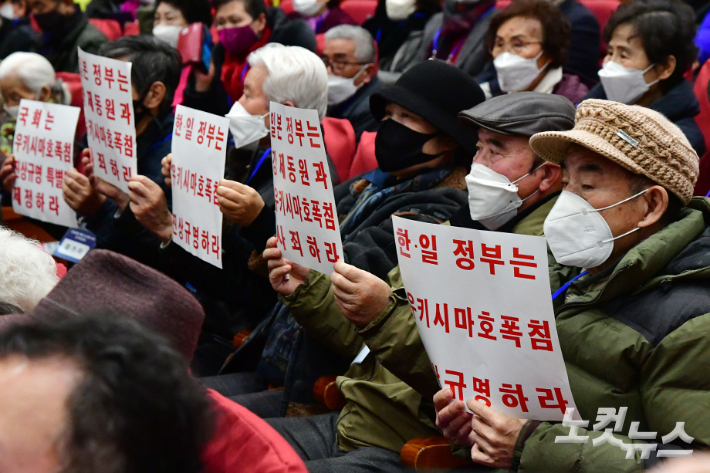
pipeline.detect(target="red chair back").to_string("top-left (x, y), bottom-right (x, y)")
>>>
top-left (88, 18), bottom-right (123, 41)
top-left (280, 0), bottom-right (295, 15)
top-left (694, 60), bottom-right (710, 152)
top-left (123, 20), bottom-right (140, 36)
top-left (349, 130), bottom-right (378, 178)
top-left (341, 0), bottom-right (378, 24)
top-left (322, 117), bottom-right (357, 181)
top-left (55, 72), bottom-right (87, 146)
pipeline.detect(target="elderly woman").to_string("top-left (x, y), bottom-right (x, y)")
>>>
top-left (583, 0), bottom-right (704, 156)
top-left (151, 0), bottom-right (212, 48)
top-left (0, 52), bottom-right (70, 160)
top-left (477, 0), bottom-right (588, 103)
top-left (182, 0), bottom-right (316, 116)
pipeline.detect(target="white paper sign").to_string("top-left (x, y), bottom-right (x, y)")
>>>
top-left (392, 216), bottom-right (576, 421)
top-left (11, 100), bottom-right (80, 227)
top-left (78, 48), bottom-right (137, 194)
top-left (170, 105), bottom-right (228, 268)
top-left (270, 102), bottom-right (343, 275)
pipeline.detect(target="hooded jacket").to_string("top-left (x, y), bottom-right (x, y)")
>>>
top-left (278, 194), bottom-right (558, 454)
top-left (362, 197), bottom-right (710, 471)
top-left (583, 80), bottom-right (706, 157)
top-left (34, 13), bottom-right (107, 73)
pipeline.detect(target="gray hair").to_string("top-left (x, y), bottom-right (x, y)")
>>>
top-left (248, 44), bottom-right (329, 120)
top-left (324, 25), bottom-right (376, 64)
top-left (0, 52), bottom-right (71, 105)
top-left (0, 226), bottom-right (59, 313)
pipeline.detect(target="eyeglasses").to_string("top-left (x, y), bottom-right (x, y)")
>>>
top-left (491, 39), bottom-right (542, 56)
top-left (321, 56), bottom-right (367, 73)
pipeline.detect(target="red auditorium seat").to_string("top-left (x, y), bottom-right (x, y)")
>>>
top-left (322, 117), bottom-right (357, 181)
top-left (349, 131), bottom-right (378, 178)
top-left (341, 0), bottom-right (378, 24)
top-left (88, 18), bottom-right (123, 41)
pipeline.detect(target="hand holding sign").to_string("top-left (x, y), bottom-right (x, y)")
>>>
top-left (1, 155), bottom-right (15, 192)
top-left (331, 262), bottom-right (391, 328)
top-left (434, 388), bottom-right (473, 447)
top-left (264, 236), bottom-right (310, 296)
top-left (62, 169), bottom-right (104, 217)
top-left (466, 399), bottom-right (525, 469)
top-left (128, 175), bottom-right (172, 243)
top-left (161, 154), bottom-right (172, 187)
top-left (217, 179), bottom-right (265, 227)
top-left (82, 151), bottom-right (130, 211)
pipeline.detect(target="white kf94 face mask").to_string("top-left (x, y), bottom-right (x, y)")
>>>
top-left (493, 51), bottom-right (547, 93)
top-left (226, 101), bottom-right (269, 149)
top-left (465, 163), bottom-right (544, 230)
top-left (293, 0), bottom-right (324, 17)
top-left (386, 0), bottom-right (416, 21)
top-left (327, 67), bottom-right (366, 105)
top-left (598, 61), bottom-right (657, 105)
top-left (152, 24), bottom-right (183, 49)
top-left (543, 189), bottom-right (648, 269)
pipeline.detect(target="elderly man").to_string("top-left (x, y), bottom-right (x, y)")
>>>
top-left (429, 100), bottom-right (710, 471)
top-left (261, 92), bottom-right (576, 472)
top-left (265, 92), bottom-right (575, 379)
top-left (323, 25), bottom-right (382, 139)
top-left (0, 315), bottom-right (214, 473)
top-left (130, 44), bottom-right (333, 371)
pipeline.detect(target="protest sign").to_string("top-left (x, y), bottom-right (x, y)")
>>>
top-left (393, 216), bottom-right (576, 421)
top-left (78, 48), bottom-right (137, 194)
top-left (11, 99), bottom-right (80, 228)
top-left (270, 102), bottom-right (343, 275)
top-left (170, 105), bottom-right (228, 268)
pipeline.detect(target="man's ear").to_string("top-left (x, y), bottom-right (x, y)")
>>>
top-left (637, 185), bottom-right (669, 228)
top-left (538, 162), bottom-right (562, 193)
top-left (282, 100), bottom-right (295, 108)
top-left (360, 64), bottom-right (376, 85)
top-left (253, 12), bottom-right (267, 36)
top-left (144, 81), bottom-right (167, 113)
top-left (38, 85), bottom-right (51, 102)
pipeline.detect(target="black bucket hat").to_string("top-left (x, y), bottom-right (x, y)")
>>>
top-left (369, 60), bottom-right (485, 154)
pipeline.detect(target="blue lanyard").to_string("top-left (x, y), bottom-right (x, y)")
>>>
top-left (705, 188), bottom-right (710, 198)
top-left (247, 148), bottom-right (271, 184)
top-left (240, 63), bottom-right (250, 82)
top-left (551, 270), bottom-right (589, 301)
top-left (146, 133), bottom-right (173, 155)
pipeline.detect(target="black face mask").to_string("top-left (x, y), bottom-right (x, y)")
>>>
top-left (375, 118), bottom-right (442, 173)
top-left (34, 7), bottom-right (65, 34)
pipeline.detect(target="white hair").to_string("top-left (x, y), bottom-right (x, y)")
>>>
top-left (325, 25), bottom-right (376, 64)
top-left (0, 226), bottom-right (59, 313)
top-left (0, 52), bottom-right (71, 105)
top-left (248, 44), bottom-right (328, 120)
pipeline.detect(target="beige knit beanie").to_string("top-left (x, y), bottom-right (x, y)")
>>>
top-left (529, 99), bottom-right (699, 204)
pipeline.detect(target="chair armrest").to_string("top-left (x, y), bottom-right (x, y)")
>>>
top-left (400, 437), bottom-right (471, 471)
top-left (313, 375), bottom-right (346, 410)
top-left (232, 329), bottom-right (253, 350)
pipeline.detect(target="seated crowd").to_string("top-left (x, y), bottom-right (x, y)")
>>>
top-left (0, 0), bottom-right (710, 472)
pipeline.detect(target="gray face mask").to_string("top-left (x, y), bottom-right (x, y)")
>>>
top-left (3, 104), bottom-right (18, 119)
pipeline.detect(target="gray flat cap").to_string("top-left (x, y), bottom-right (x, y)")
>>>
top-left (458, 92), bottom-right (576, 137)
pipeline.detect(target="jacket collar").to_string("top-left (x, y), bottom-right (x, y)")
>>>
top-left (571, 197), bottom-right (710, 304)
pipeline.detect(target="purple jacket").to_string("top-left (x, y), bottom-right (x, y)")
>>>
top-left (288, 7), bottom-right (357, 34)
top-left (553, 73), bottom-right (590, 105)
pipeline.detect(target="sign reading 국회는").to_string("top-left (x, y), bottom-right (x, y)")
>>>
top-left (11, 99), bottom-right (80, 228)
top-left (393, 216), bottom-right (577, 421)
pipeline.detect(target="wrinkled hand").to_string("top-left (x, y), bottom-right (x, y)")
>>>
top-left (217, 179), bottom-right (264, 227)
top-left (331, 261), bottom-right (391, 328)
top-left (1, 154), bottom-right (16, 193)
top-left (82, 151), bottom-right (130, 211)
top-left (264, 236), bottom-right (311, 296)
top-left (434, 388), bottom-right (474, 447)
top-left (62, 168), bottom-right (105, 216)
top-left (128, 175), bottom-right (173, 243)
top-left (161, 154), bottom-right (172, 188)
top-left (466, 399), bottom-right (526, 469)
